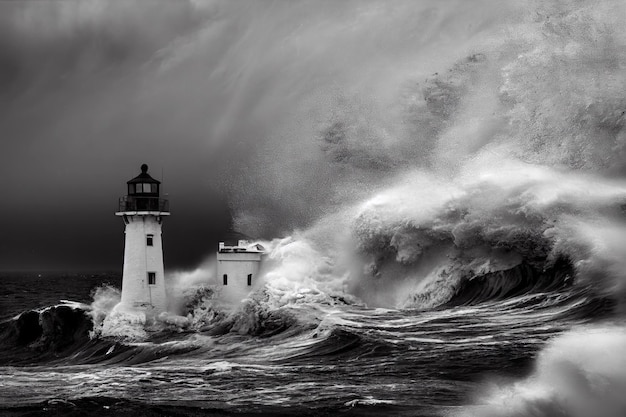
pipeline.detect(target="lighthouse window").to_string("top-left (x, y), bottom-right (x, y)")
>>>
top-left (147, 235), bottom-right (153, 246)
top-left (247, 274), bottom-right (252, 286)
top-left (134, 183), bottom-right (152, 193)
top-left (148, 272), bottom-right (156, 285)
top-left (223, 274), bottom-right (228, 285)
top-left (151, 184), bottom-right (158, 193)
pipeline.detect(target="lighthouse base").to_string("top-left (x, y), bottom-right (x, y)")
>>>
top-left (101, 307), bottom-right (148, 341)
top-left (111, 300), bottom-right (163, 317)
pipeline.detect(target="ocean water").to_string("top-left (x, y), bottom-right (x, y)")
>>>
top-left (0, 268), bottom-right (618, 416)
top-left (3, 0), bottom-right (626, 416)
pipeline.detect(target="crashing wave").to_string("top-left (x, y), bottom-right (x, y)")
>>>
top-left (463, 325), bottom-right (626, 417)
top-left (347, 161), bottom-right (626, 309)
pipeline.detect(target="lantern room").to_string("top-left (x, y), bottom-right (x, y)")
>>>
top-left (118, 164), bottom-right (169, 213)
top-left (127, 163), bottom-right (160, 196)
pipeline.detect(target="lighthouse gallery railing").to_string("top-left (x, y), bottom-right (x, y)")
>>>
top-left (118, 196), bottom-right (169, 212)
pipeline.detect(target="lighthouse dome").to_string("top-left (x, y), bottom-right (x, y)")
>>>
top-left (127, 163), bottom-right (161, 196)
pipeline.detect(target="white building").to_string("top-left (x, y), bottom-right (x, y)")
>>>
top-left (114, 164), bottom-right (170, 316)
top-left (217, 240), bottom-right (264, 301)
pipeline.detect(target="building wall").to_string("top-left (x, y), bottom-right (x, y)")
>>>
top-left (119, 215), bottom-right (167, 314)
top-left (216, 252), bottom-right (262, 302)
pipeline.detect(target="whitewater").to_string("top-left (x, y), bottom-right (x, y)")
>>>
top-left (2, 0), bottom-right (626, 416)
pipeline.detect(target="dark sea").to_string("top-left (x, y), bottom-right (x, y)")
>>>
top-left (0, 268), bottom-right (619, 417)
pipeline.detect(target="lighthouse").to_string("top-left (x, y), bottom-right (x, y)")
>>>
top-left (115, 164), bottom-right (170, 315)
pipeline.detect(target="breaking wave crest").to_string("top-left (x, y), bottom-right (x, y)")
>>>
top-left (346, 162), bottom-right (626, 310)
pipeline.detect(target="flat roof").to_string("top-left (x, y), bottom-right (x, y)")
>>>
top-left (218, 241), bottom-right (265, 253)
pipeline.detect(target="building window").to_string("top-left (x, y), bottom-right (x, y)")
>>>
top-left (223, 274), bottom-right (228, 285)
top-left (147, 235), bottom-right (153, 246)
top-left (247, 274), bottom-right (252, 286)
top-left (148, 272), bottom-right (156, 285)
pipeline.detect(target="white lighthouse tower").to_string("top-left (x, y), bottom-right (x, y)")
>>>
top-left (114, 164), bottom-right (170, 316)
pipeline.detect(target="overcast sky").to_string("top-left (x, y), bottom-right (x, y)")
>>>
top-left (0, 0), bottom-right (515, 271)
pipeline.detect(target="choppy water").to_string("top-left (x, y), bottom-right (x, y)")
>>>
top-left (0, 272), bottom-right (617, 416)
